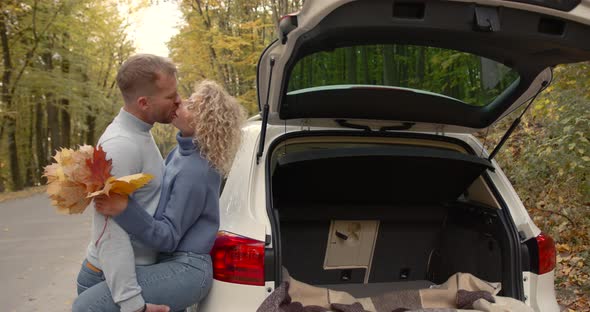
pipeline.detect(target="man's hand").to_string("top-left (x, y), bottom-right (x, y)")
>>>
top-left (94, 193), bottom-right (129, 217)
top-left (137, 304), bottom-right (170, 312)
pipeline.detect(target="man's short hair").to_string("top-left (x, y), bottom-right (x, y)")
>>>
top-left (116, 54), bottom-right (177, 104)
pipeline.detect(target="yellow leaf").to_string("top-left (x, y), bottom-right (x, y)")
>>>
top-left (87, 173), bottom-right (153, 198)
top-left (109, 173), bottom-right (154, 195)
top-left (43, 163), bottom-right (60, 182)
top-left (556, 243), bottom-right (571, 252)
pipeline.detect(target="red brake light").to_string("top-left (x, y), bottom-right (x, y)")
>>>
top-left (210, 231), bottom-right (265, 286)
top-left (536, 233), bottom-right (556, 275)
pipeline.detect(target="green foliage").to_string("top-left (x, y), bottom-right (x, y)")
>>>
top-left (491, 63), bottom-right (589, 307)
top-left (169, 0), bottom-right (304, 115)
top-left (287, 44), bottom-right (518, 107)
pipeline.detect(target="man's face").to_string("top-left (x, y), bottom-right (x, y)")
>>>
top-left (145, 73), bottom-right (181, 124)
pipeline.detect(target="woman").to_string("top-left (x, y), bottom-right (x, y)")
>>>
top-left (73, 80), bottom-right (247, 312)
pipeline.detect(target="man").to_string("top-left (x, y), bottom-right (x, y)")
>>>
top-left (73, 54), bottom-right (180, 312)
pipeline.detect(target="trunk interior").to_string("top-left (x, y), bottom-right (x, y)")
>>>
top-left (269, 135), bottom-right (518, 298)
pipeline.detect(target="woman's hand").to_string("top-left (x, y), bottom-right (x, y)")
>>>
top-left (94, 193), bottom-right (129, 217)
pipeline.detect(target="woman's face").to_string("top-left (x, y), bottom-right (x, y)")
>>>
top-left (172, 98), bottom-right (196, 137)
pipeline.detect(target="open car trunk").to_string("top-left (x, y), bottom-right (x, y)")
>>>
top-left (269, 134), bottom-right (520, 299)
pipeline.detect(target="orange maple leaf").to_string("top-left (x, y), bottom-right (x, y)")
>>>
top-left (85, 146), bottom-right (113, 192)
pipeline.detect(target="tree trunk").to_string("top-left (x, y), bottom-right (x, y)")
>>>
top-left (383, 45), bottom-right (395, 85)
top-left (193, 0), bottom-right (226, 85)
top-left (346, 47), bottom-right (357, 84)
top-left (79, 70), bottom-right (95, 145)
top-left (25, 102), bottom-right (35, 187)
top-left (417, 46), bottom-right (425, 88)
top-left (86, 112), bottom-right (96, 145)
top-left (41, 52), bottom-right (61, 152)
top-left (47, 97), bottom-right (60, 152)
top-left (1, 15), bottom-right (24, 190)
top-left (60, 58), bottom-right (71, 147)
top-left (306, 56), bottom-right (313, 86)
top-left (5, 120), bottom-right (23, 190)
top-left (360, 46), bottom-right (370, 84)
top-left (60, 98), bottom-right (70, 147)
top-left (35, 102), bottom-right (47, 173)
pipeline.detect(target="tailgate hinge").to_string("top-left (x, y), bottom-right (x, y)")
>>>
top-left (474, 6), bottom-right (501, 32)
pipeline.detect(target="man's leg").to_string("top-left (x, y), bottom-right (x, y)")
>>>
top-left (72, 254), bottom-right (212, 312)
top-left (77, 259), bottom-right (106, 295)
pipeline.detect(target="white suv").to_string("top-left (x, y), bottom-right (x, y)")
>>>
top-left (198, 1), bottom-right (590, 311)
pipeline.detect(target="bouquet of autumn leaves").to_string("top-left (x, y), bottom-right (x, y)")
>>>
top-left (43, 145), bottom-right (153, 214)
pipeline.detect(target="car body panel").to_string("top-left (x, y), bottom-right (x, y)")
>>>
top-left (198, 280), bottom-right (271, 312)
top-left (523, 271), bottom-right (560, 311)
top-left (218, 123), bottom-right (267, 242)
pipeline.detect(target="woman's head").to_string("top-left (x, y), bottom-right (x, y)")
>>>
top-left (173, 80), bottom-right (247, 176)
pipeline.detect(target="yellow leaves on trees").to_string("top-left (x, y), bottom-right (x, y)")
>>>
top-left (44, 145), bottom-right (153, 214)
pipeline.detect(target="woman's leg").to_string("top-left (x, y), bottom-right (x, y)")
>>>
top-left (72, 254), bottom-right (212, 312)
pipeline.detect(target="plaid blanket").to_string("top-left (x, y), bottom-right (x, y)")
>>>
top-left (257, 273), bottom-right (534, 312)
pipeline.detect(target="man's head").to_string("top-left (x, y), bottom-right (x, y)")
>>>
top-left (116, 54), bottom-right (181, 124)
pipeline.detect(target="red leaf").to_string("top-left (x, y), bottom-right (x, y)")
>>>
top-left (85, 145), bottom-right (113, 191)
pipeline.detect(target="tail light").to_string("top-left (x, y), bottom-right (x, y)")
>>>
top-left (210, 231), bottom-right (265, 286)
top-left (536, 232), bottom-right (556, 275)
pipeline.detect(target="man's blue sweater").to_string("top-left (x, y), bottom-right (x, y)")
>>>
top-left (115, 132), bottom-right (221, 254)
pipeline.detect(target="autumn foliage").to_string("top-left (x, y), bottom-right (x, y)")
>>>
top-left (43, 145), bottom-right (153, 214)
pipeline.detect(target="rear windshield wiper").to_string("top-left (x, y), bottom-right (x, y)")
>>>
top-left (335, 119), bottom-right (372, 131)
top-left (335, 119), bottom-right (415, 132)
top-left (380, 122), bottom-right (415, 131)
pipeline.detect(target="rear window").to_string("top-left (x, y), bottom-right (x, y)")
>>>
top-left (287, 44), bottom-right (520, 107)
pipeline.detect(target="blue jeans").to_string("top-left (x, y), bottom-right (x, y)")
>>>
top-left (73, 252), bottom-right (212, 312)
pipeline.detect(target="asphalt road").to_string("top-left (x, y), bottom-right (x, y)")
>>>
top-left (0, 194), bottom-right (92, 312)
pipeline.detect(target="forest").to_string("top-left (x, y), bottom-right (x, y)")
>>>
top-left (0, 0), bottom-right (587, 309)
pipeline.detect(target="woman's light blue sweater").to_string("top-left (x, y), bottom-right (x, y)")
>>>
top-left (114, 132), bottom-right (221, 254)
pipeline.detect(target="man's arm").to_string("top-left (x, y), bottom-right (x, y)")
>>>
top-left (114, 169), bottom-right (208, 252)
top-left (96, 137), bottom-right (145, 312)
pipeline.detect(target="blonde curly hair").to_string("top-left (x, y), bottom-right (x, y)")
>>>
top-left (187, 80), bottom-right (247, 176)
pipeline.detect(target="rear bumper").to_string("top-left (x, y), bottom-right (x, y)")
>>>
top-left (523, 271), bottom-right (560, 312)
top-left (197, 280), bottom-right (271, 312)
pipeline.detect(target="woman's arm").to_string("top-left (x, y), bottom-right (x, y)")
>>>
top-left (102, 170), bottom-right (208, 252)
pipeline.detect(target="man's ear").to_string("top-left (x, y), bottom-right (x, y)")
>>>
top-left (137, 96), bottom-right (149, 111)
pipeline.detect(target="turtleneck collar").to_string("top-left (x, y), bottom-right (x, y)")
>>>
top-left (177, 132), bottom-right (197, 155)
top-left (116, 108), bottom-right (153, 133)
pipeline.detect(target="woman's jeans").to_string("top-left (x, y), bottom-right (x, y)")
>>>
top-left (73, 252), bottom-right (212, 312)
